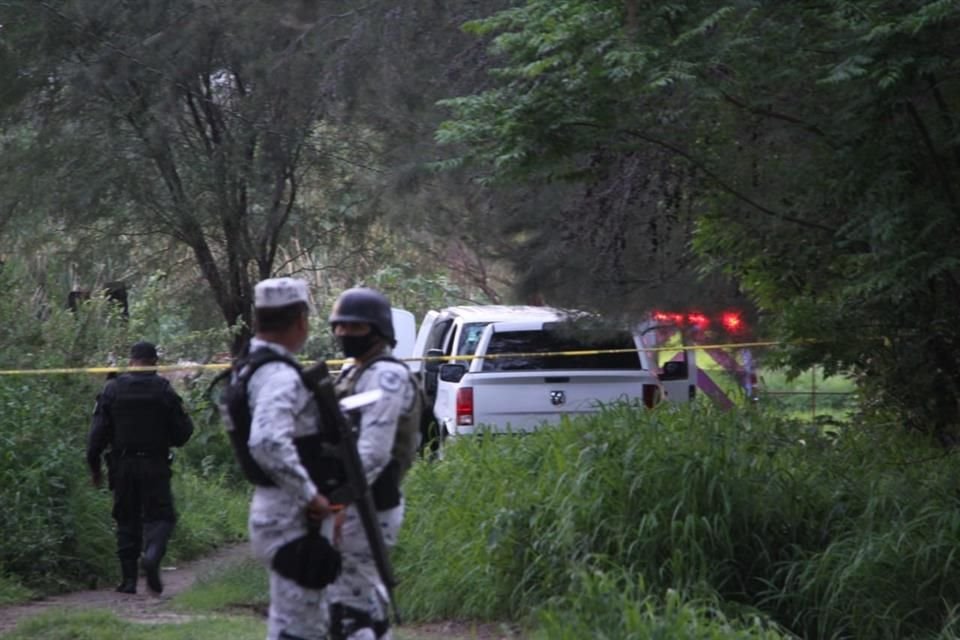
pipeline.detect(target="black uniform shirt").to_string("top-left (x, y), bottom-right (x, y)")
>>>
top-left (86, 372), bottom-right (194, 476)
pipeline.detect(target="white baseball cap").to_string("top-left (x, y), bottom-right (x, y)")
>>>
top-left (254, 277), bottom-right (310, 309)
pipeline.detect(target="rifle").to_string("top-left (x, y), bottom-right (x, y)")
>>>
top-left (302, 361), bottom-right (401, 624)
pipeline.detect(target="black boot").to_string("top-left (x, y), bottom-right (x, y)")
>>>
top-left (116, 557), bottom-right (138, 594)
top-left (142, 520), bottom-right (174, 594)
top-left (141, 546), bottom-right (163, 594)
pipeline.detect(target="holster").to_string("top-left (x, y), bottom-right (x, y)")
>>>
top-left (371, 459), bottom-right (401, 511)
top-left (271, 527), bottom-right (341, 590)
top-left (105, 450), bottom-right (117, 490)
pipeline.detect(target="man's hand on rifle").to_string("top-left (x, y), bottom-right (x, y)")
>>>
top-left (306, 492), bottom-right (333, 524)
top-left (333, 508), bottom-right (348, 546)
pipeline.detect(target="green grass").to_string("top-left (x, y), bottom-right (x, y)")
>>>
top-left (0, 558), bottom-right (462, 639)
top-left (0, 576), bottom-right (32, 606)
top-left (9, 395), bottom-right (960, 639)
top-left (757, 366), bottom-right (857, 422)
top-left (166, 472), bottom-right (251, 563)
top-left (2, 610), bottom-right (265, 640)
top-left (172, 555), bottom-right (268, 615)
top-left (532, 573), bottom-right (787, 640)
top-left (394, 402), bottom-right (960, 639)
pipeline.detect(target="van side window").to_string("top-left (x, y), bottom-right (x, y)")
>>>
top-left (426, 319), bottom-right (454, 355)
top-left (457, 322), bottom-right (490, 356)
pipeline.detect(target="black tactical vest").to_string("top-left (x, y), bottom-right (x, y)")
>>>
top-left (108, 373), bottom-right (175, 454)
top-left (335, 354), bottom-right (423, 510)
top-left (219, 348), bottom-right (346, 498)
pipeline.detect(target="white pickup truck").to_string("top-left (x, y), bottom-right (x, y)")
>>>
top-left (408, 306), bottom-right (696, 440)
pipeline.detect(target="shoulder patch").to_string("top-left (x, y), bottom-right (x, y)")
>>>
top-left (378, 369), bottom-right (404, 393)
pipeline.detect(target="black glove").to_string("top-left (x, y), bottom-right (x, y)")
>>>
top-left (271, 527), bottom-right (342, 590)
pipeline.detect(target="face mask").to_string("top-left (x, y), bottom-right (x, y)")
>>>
top-left (337, 333), bottom-right (379, 359)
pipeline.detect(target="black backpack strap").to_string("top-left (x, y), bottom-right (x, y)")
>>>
top-left (341, 353), bottom-right (406, 381)
top-left (239, 347), bottom-right (303, 381)
top-left (215, 347), bottom-right (312, 488)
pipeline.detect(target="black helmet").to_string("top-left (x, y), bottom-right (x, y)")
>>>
top-left (328, 287), bottom-right (394, 342)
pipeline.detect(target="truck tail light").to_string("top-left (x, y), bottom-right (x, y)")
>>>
top-left (642, 384), bottom-right (661, 408)
top-left (456, 387), bottom-right (474, 426)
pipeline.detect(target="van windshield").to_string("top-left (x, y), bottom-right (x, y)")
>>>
top-left (481, 328), bottom-right (642, 371)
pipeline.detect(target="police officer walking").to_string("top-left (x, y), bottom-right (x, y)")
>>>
top-left (86, 341), bottom-right (194, 595)
top-left (326, 288), bottom-right (420, 640)
top-left (245, 277), bottom-right (336, 640)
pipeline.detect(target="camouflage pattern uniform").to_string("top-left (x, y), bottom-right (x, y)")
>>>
top-left (327, 353), bottom-right (416, 640)
top-left (247, 336), bottom-right (332, 640)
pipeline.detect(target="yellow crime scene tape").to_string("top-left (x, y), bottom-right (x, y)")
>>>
top-left (0, 340), bottom-right (782, 377)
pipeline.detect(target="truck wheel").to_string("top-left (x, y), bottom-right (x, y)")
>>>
top-left (419, 413), bottom-right (445, 460)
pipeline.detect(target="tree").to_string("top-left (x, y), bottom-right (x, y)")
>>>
top-left (436, 1), bottom-right (960, 436)
top-left (1, 0), bottom-right (376, 352)
top-left (429, 2), bottom-right (749, 315)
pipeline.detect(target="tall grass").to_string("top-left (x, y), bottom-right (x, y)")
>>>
top-left (533, 569), bottom-right (786, 639)
top-left (0, 373), bottom-right (249, 597)
top-left (0, 259), bottom-right (251, 598)
top-left (396, 404), bottom-right (960, 639)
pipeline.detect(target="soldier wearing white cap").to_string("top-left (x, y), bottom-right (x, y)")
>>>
top-left (245, 277), bottom-right (336, 640)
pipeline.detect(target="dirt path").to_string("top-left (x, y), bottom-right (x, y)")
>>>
top-left (0, 544), bottom-right (251, 635)
top-left (0, 546), bottom-right (524, 639)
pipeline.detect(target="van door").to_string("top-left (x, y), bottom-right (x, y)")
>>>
top-left (408, 310), bottom-right (440, 375)
top-left (634, 326), bottom-right (696, 404)
top-left (391, 309), bottom-right (417, 362)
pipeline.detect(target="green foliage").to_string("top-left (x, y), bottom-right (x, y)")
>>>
top-left (166, 471), bottom-right (249, 561)
top-left (127, 271), bottom-right (236, 362)
top-left (0, 259), bottom-right (249, 597)
top-left (0, 372), bottom-right (248, 596)
top-left (757, 367), bottom-right (858, 421)
top-left (397, 404), bottom-right (960, 638)
top-left (173, 555), bottom-right (268, 614)
top-left (367, 264), bottom-right (493, 320)
top-left (2, 0), bottom-right (384, 347)
top-left (0, 575), bottom-right (32, 605)
top-left (438, 0), bottom-right (960, 437)
top-left (2, 610), bottom-right (265, 640)
top-left (0, 373), bottom-right (109, 591)
top-left (0, 262), bottom-right (127, 370)
top-left (534, 573), bottom-right (785, 639)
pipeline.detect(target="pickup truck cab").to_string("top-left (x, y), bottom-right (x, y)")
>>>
top-left (410, 306), bottom-right (695, 439)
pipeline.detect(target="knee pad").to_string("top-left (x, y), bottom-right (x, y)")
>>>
top-left (330, 603), bottom-right (389, 640)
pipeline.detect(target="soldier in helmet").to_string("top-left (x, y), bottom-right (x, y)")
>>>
top-left (245, 277), bottom-right (336, 640)
top-left (86, 341), bottom-right (194, 595)
top-left (326, 287), bottom-right (420, 640)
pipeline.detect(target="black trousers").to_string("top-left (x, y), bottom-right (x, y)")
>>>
top-left (111, 456), bottom-right (176, 562)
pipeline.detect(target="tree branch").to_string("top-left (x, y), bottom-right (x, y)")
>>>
top-left (905, 100), bottom-right (960, 212)
top-left (566, 121), bottom-right (837, 232)
top-left (719, 90), bottom-right (833, 143)
top-left (184, 89), bottom-right (213, 154)
top-left (926, 74), bottom-right (960, 171)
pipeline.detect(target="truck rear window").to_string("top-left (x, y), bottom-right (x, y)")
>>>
top-left (481, 329), bottom-right (643, 371)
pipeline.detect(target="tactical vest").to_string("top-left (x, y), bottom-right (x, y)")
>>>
top-left (218, 348), bottom-right (346, 497)
top-left (335, 354), bottom-right (423, 509)
top-left (109, 373), bottom-right (175, 454)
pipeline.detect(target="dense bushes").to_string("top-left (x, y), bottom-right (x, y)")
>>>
top-left (0, 262), bottom-right (249, 602)
top-left (0, 374), bottom-right (249, 600)
top-left (396, 404), bottom-right (960, 639)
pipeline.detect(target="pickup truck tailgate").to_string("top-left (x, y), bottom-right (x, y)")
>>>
top-left (466, 370), bottom-right (657, 433)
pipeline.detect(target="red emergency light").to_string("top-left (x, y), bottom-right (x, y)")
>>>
top-left (720, 311), bottom-right (744, 333)
top-left (686, 312), bottom-right (710, 331)
top-left (652, 309), bottom-right (747, 334)
top-left (652, 311), bottom-right (686, 325)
